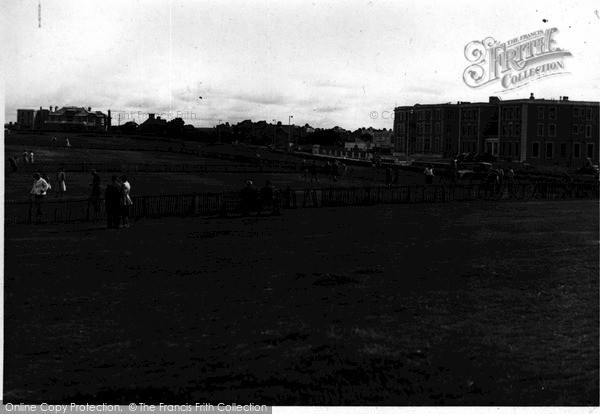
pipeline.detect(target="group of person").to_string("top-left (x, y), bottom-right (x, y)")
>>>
top-left (8, 150), bottom-right (36, 173)
top-left (86, 169), bottom-right (133, 228)
top-left (385, 166), bottom-right (402, 187)
top-left (301, 160), bottom-right (347, 183)
top-left (28, 168), bottom-right (132, 228)
top-left (8, 151), bottom-right (38, 174)
top-left (50, 136), bottom-right (71, 147)
top-left (483, 167), bottom-right (516, 198)
top-left (22, 150), bottom-right (35, 164)
top-left (238, 179), bottom-right (280, 216)
top-left (104, 174), bottom-right (133, 229)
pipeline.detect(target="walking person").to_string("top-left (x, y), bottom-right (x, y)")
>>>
top-left (120, 175), bottom-right (133, 228)
top-left (90, 169), bottom-right (101, 212)
top-left (105, 175), bottom-right (122, 229)
top-left (29, 151), bottom-right (35, 165)
top-left (30, 173), bottom-right (50, 221)
top-left (22, 150), bottom-right (29, 165)
top-left (65, 138), bottom-right (71, 148)
top-left (56, 166), bottom-right (67, 198)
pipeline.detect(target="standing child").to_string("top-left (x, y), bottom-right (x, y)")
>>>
top-left (57, 166), bottom-right (67, 197)
top-left (120, 175), bottom-right (133, 228)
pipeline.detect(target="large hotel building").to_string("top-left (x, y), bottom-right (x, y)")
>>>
top-left (393, 95), bottom-right (599, 166)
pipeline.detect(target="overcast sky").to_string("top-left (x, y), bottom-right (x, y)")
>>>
top-left (2, 0), bottom-right (599, 129)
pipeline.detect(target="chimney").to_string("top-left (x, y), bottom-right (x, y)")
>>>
top-left (562, 96), bottom-right (569, 101)
top-left (55, 106), bottom-right (58, 111)
top-left (149, 113), bottom-right (155, 120)
top-left (88, 107), bottom-right (91, 112)
top-left (529, 93), bottom-right (535, 100)
top-left (49, 106), bottom-right (52, 112)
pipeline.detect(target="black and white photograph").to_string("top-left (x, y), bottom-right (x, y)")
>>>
top-left (2, 0), bottom-right (599, 410)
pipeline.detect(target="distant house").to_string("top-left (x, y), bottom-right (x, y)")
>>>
top-left (113, 120), bottom-right (139, 134)
top-left (45, 106), bottom-right (112, 132)
top-left (139, 113), bottom-right (168, 134)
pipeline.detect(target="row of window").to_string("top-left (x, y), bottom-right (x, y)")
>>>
top-left (397, 136), bottom-right (452, 153)
top-left (531, 142), bottom-right (595, 159)
top-left (460, 141), bottom-right (480, 154)
top-left (397, 109), bottom-right (455, 121)
top-left (398, 104), bottom-right (596, 124)
top-left (499, 142), bottom-right (521, 157)
top-left (537, 123), bottom-right (593, 138)
top-left (500, 106), bottom-right (522, 120)
top-left (571, 124), bottom-right (593, 136)
top-left (500, 123), bottom-right (522, 137)
top-left (538, 106), bottom-right (594, 120)
top-left (461, 141), bottom-right (523, 157)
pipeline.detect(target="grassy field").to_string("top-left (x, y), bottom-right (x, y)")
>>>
top-left (5, 170), bottom-right (383, 200)
top-left (4, 199), bottom-right (598, 405)
top-left (4, 142), bottom-right (424, 200)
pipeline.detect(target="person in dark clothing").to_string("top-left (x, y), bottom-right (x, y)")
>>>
top-left (239, 180), bottom-right (259, 216)
top-left (385, 167), bottom-right (393, 187)
top-left (105, 175), bottom-right (122, 229)
top-left (310, 161), bottom-right (319, 183)
top-left (485, 170), bottom-right (499, 199)
top-left (90, 169), bottom-right (102, 212)
top-left (332, 161), bottom-right (339, 182)
top-left (450, 159), bottom-right (458, 183)
top-left (9, 157), bottom-right (18, 173)
top-left (260, 179), bottom-right (276, 214)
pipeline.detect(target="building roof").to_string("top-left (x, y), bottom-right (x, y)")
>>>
top-left (52, 106), bottom-right (107, 117)
top-left (395, 96), bottom-right (599, 110)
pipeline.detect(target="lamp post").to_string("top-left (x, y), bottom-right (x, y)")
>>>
top-left (288, 115), bottom-right (293, 148)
